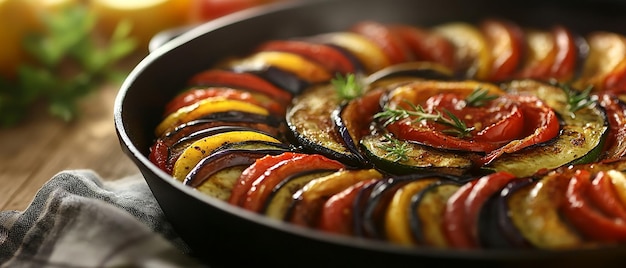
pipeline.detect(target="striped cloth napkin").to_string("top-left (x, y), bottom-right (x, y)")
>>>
top-left (0, 170), bottom-right (206, 267)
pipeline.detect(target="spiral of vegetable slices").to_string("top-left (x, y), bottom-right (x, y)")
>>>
top-left (149, 19), bottom-right (626, 249)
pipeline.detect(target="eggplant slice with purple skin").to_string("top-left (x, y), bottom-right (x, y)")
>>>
top-left (286, 83), bottom-right (364, 167)
top-left (477, 176), bottom-right (537, 249)
top-left (184, 140), bottom-right (295, 200)
top-left (263, 169), bottom-right (338, 220)
top-left (408, 180), bottom-right (463, 247)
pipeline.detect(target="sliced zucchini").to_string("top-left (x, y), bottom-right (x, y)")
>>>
top-left (360, 132), bottom-right (475, 176)
top-left (488, 79), bottom-right (609, 177)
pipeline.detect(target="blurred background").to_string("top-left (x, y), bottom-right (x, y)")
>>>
top-left (0, 0), bottom-right (292, 210)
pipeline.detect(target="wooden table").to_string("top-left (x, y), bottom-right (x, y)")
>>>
top-left (0, 56), bottom-right (145, 211)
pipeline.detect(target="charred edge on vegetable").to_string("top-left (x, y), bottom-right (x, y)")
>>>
top-left (409, 180), bottom-right (463, 245)
top-left (331, 104), bottom-right (371, 167)
top-left (262, 169), bottom-right (338, 218)
top-left (184, 148), bottom-right (292, 188)
top-left (252, 67), bottom-right (311, 95)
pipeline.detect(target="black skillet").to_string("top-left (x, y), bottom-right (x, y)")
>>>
top-left (114, 0), bottom-right (626, 267)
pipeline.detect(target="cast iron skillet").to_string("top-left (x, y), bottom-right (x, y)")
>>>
top-left (114, 0), bottom-right (626, 266)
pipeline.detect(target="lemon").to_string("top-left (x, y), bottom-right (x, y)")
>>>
top-left (90, 0), bottom-right (192, 51)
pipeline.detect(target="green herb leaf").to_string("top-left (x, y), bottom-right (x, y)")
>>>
top-left (551, 80), bottom-right (594, 113)
top-left (374, 100), bottom-right (474, 138)
top-left (331, 73), bottom-right (364, 100)
top-left (0, 4), bottom-right (137, 127)
top-left (465, 87), bottom-right (498, 107)
top-left (378, 133), bottom-right (410, 162)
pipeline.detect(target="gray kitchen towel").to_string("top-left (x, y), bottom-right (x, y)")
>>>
top-left (0, 170), bottom-right (206, 267)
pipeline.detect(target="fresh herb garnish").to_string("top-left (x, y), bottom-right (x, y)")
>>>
top-left (0, 5), bottom-right (137, 126)
top-left (331, 73), bottom-right (364, 101)
top-left (378, 133), bottom-right (410, 162)
top-left (374, 100), bottom-right (474, 138)
top-left (465, 87), bottom-right (498, 107)
top-left (551, 80), bottom-right (594, 113)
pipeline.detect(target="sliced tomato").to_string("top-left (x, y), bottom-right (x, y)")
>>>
top-left (255, 40), bottom-right (356, 74)
top-left (288, 169), bottom-right (384, 227)
top-left (561, 169), bottom-right (626, 242)
top-left (515, 29), bottom-right (557, 81)
top-left (164, 87), bottom-right (285, 117)
top-left (350, 21), bottom-right (413, 65)
top-left (312, 32), bottom-right (391, 73)
top-left (229, 152), bottom-right (303, 206)
top-left (480, 18), bottom-right (524, 82)
top-left (442, 179), bottom-right (477, 248)
top-left (433, 22), bottom-right (492, 80)
top-left (383, 80), bottom-right (558, 157)
top-left (598, 93), bottom-right (626, 160)
top-left (463, 171), bottom-right (517, 247)
top-left (149, 140), bottom-right (170, 173)
top-left (318, 179), bottom-right (379, 235)
top-left (588, 171), bottom-right (626, 221)
top-left (240, 154), bottom-right (345, 212)
top-left (390, 25), bottom-right (456, 70)
top-left (187, 69), bottom-right (293, 105)
top-left (549, 25), bottom-right (579, 81)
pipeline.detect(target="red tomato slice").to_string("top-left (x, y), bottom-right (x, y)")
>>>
top-left (240, 154), bottom-right (345, 212)
top-left (191, 0), bottom-right (264, 22)
top-left (383, 81), bottom-right (558, 157)
top-left (164, 87), bottom-right (285, 117)
top-left (390, 24), bottom-right (456, 70)
top-left (350, 21), bottom-right (413, 65)
top-left (463, 171), bottom-right (517, 247)
top-left (480, 94), bottom-right (560, 165)
top-left (561, 169), bottom-right (626, 242)
top-left (318, 179), bottom-right (379, 235)
top-left (229, 152), bottom-right (304, 206)
top-left (598, 93), bottom-right (626, 160)
top-left (588, 171), bottom-right (626, 221)
top-left (480, 19), bottom-right (524, 82)
top-left (549, 25), bottom-right (579, 81)
top-left (442, 180), bottom-right (477, 248)
top-left (604, 61), bottom-right (626, 95)
top-left (255, 40), bottom-right (356, 74)
top-left (515, 29), bottom-right (557, 81)
top-left (187, 69), bottom-right (293, 105)
top-left (149, 140), bottom-right (170, 173)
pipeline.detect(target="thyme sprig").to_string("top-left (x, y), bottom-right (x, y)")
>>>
top-left (331, 73), bottom-right (364, 101)
top-left (374, 100), bottom-right (474, 138)
top-left (378, 133), bottom-right (410, 162)
top-left (551, 80), bottom-right (595, 113)
top-left (465, 87), bottom-right (498, 107)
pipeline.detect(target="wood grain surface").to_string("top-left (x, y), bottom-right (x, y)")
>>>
top-left (0, 58), bottom-right (144, 211)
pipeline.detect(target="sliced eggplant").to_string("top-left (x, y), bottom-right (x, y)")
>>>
top-left (360, 131), bottom-right (475, 176)
top-left (364, 61), bottom-right (454, 85)
top-left (360, 174), bottom-right (449, 240)
top-left (263, 169), bottom-right (336, 220)
top-left (488, 79), bottom-right (609, 177)
top-left (408, 180), bottom-right (463, 248)
top-left (287, 169), bottom-right (384, 227)
top-left (183, 143), bottom-right (294, 188)
top-left (477, 176), bottom-right (536, 249)
top-left (287, 84), bottom-right (363, 167)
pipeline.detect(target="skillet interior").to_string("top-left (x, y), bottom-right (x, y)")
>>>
top-left (114, 0), bottom-right (626, 266)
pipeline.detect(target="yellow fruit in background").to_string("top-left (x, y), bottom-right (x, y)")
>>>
top-left (90, 0), bottom-right (192, 52)
top-left (0, 0), bottom-right (78, 80)
top-left (0, 0), bottom-right (40, 79)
